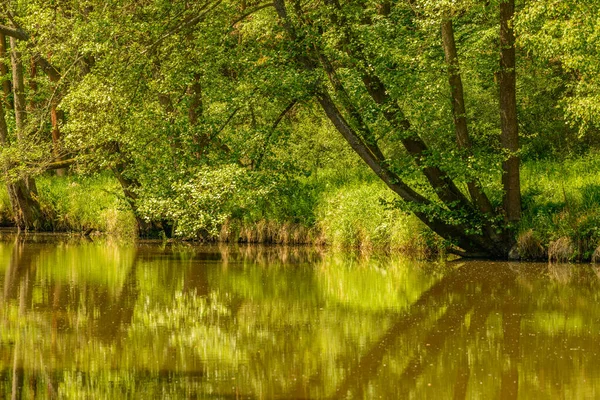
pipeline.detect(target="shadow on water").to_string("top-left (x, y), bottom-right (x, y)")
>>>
top-left (0, 237), bottom-right (600, 398)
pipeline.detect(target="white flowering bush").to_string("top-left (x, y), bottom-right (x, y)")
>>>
top-left (137, 164), bottom-right (246, 238)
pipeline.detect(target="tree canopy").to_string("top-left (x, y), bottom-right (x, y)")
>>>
top-left (0, 0), bottom-right (597, 258)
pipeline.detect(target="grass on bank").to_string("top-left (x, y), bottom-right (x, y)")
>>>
top-left (519, 155), bottom-right (600, 261)
top-left (311, 152), bottom-right (600, 260)
top-left (2, 154), bottom-right (600, 261)
top-left (0, 174), bottom-right (137, 239)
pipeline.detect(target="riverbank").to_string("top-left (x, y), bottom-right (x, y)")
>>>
top-left (2, 155), bottom-right (600, 261)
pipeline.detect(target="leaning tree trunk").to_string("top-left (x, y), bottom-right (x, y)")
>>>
top-left (272, 0), bottom-right (512, 258)
top-left (499, 0), bottom-right (521, 223)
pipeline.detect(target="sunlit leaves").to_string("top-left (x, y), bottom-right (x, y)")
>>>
top-left (517, 0), bottom-right (600, 133)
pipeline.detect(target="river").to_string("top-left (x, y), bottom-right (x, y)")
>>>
top-left (0, 233), bottom-right (598, 399)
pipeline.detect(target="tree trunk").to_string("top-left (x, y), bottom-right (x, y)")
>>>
top-left (50, 91), bottom-right (66, 176)
top-left (499, 0), bottom-right (521, 222)
top-left (0, 33), bottom-right (12, 107)
top-left (441, 19), bottom-right (494, 215)
top-left (10, 37), bottom-right (38, 197)
top-left (6, 36), bottom-right (43, 229)
top-left (0, 91), bottom-right (42, 229)
top-left (440, 18), bottom-right (506, 249)
top-left (188, 74), bottom-right (203, 125)
top-left (36, 52), bottom-right (67, 176)
top-left (10, 37), bottom-right (27, 142)
top-left (188, 73), bottom-right (208, 158)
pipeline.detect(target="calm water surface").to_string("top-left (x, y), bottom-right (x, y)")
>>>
top-left (0, 234), bottom-right (599, 399)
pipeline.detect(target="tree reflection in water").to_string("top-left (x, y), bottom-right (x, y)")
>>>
top-left (0, 236), bottom-right (599, 398)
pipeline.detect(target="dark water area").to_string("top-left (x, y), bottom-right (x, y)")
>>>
top-left (0, 234), bottom-right (599, 399)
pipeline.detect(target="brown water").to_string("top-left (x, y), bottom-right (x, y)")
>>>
top-left (0, 234), bottom-right (599, 399)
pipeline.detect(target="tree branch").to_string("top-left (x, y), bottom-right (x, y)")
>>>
top-left (33, 54), bottom-right (61, 82)
top-left (0, 16), bottom-right (62, 82)
top-left (213, 107), bottom-right (239, 139)
top-left (255, 99), bottom-right (297, 169)
top-left (0, 24), bottom-right (27, 41)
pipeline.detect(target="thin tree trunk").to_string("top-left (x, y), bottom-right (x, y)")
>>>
top-left (50, 94), bottom-right (65, 176)
top-left (0, 33), bottom-right (12, 107)
top-left (7, 37), bottom-right (43, 229)
top-left (37, 52), bottom-right (67, 176)
top-left (188, 73), bottom-right (203, 125)
top-left (10, 37), bottom-right (38, 197)
top-left (188, 73), bottom-right (207, 158)
top-left (255, 99), bottom-right (297, 169)
top-left (49, 77), bottom-right (65, 176)
top-left (499, 0), bottom-right (521, 222)
top-left (441, 19), bottom-right (494, 215)
top-left (10, 37), bottom-right (27, 142)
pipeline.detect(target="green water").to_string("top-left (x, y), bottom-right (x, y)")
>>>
top-left (0, 234), bottom-right (599, 399)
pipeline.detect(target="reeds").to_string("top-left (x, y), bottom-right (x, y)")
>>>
top-left (219, 219), bottom-right (319, 245)
top-left (548, 237), bottom-right (574, 263)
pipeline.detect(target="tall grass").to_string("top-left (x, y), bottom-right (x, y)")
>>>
top-left (519, 153), bottom-right (600, 260)
top-left (37, 174), bottom-right (137, 238)
top-left (316, 181), bottom-right (440, 256)
top-left (0, 174), bottom-right (137, 239)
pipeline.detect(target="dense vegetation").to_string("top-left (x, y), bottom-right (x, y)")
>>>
top-left (0, 0), bottom-right (599, 259)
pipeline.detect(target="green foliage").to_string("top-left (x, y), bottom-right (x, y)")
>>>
top-left (317, 180), bottom-right (437, 253)
top-left (517, 0), bottom-right (600, 138)
top-left (519, 154), bottom-right (600, 260)
top-left (137, 164), bottom-right (249, 238)
top-left (31, 174), bottom-right (136, 237)
top-left (1, 0), bottom-right (600, 258)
